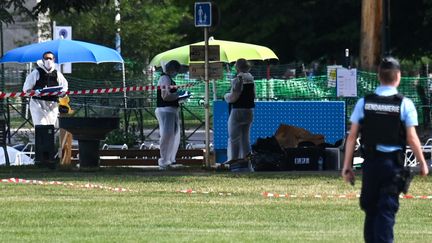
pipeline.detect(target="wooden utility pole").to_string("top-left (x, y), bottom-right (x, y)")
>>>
top-left (360, 0), bottom-right (383, 71)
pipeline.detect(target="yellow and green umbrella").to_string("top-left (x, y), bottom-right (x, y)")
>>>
top-left (149, 37), bottom-right (278, 67)
top-left (150, 38), bottom-right (278, 168)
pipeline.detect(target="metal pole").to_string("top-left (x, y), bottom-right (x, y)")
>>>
top-left (345, 48), bottom-right (350, 69)
top-left (266, 63), bottom-right (270, 100)
top-left (114, 0), bottom-right (121, 56)
top-left (212, 79), bottom-right (217, 101)
top-left (0, 22), bottom-right (9, 144)
top-left (0, 22), bottom-right (4, 116)
top-left (114, 0), bottom-right (126, 109)
top-left (122, 62), bottom-right (127, 109)
top-left (180, 105), bottom-right (187, 149)
top-left (84, 97), bottom-right (88, 117)
top-left (204, 27), bottom-right (210, 167)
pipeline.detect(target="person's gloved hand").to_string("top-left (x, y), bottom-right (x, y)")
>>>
top-left (178, 91), bottom-right (191, 103)
top-left (177, 90), bottom-right (186, 96)
top-left (34, 89), bottom-right (42, 96)
top-left (178, 90), bottom-right (191, 99)
top-left (58, 91), bottom-right (67, 98)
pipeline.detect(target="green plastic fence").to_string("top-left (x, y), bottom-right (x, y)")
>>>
top-left (169, 71), bottom-right (430, 126)
top-left (2, 69), bottom-right (430, 126)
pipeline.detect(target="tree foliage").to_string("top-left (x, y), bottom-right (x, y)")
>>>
top-left (32, 0), bottom-right (109, 16)
top-left (3, 0), bottom-right (432, 72)
top-left (391, 0), bottom-right (432, 59)
top-left (180, 0), bottom-right (432, 65)
top-left (180, 0), bottom-right (361, 64)
top-left (0, 0), bottom-right (33, 24)
top-left (0, 0), bottom-right (108, 25)
top-left (53, 0), bottom-right (189, 75)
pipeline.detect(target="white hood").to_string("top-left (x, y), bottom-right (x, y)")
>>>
top-left (237, 72), bottom-right (254, 83)
top-left (36, 59), bottom-right (56, 73)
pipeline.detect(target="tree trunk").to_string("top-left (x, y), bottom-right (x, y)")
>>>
top-left (360, 0), bottom-right (383, 71)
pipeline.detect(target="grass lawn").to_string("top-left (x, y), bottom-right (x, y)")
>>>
top-left (0, 167), bottom-right (431, 243)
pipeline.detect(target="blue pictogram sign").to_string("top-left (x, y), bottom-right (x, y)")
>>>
top-left (194, 2), bottom-right (212, 27)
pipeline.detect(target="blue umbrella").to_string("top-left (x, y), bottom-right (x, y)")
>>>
top-left (0, 39), bottom-right (128, 109)
top-left (0, 39), bottom-right (123, 64)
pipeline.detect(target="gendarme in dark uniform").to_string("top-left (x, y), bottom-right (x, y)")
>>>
top-left (342, 57), bottom-right (429, 243)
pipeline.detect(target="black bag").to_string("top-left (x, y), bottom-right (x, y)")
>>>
top-left (251, 136), bottom-right (286, 171)
top-left (286, 147), bottom-right (324, 170)
top-left (252, 136), bottom-right (284, 153)
top-left (251, 152), bottom-right (286, 171)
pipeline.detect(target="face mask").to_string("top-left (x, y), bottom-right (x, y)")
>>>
top-left (44, 59), bottom-right (54, 70)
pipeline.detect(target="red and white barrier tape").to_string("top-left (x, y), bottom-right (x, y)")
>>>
top-left (0, 82), bottom-right (198, 99)
top-left (399, 194), bottom-right (432, 199)
top-left (177, 189), bottom-right (232, 196)
top-left (263, 192), bottom-right (360, 199)
top-left (1, 177), bottom-right (133, 192)
top-left (262, 192), bottom-right (432, 199)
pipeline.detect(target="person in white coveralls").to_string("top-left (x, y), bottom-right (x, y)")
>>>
top-left (155, 60), bottom-right (190, 170)
top-left (23, 51), bottom-right (68, 127)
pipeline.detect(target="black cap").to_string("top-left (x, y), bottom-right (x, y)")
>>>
top-left (235, 58), bottom-right (251, 72)
top-left (379, 56), bottom-right (400, 70)
top-left (165, 60), bottom-right (181, 72)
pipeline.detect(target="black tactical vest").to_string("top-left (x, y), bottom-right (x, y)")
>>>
top-left (232, 82), bottom-right (255, 109)
top-left (33, 68), bottom-right (59, 101)
top-left (156, 73), bottom-right (179, 107)
top-left (360, 93), bottom-right (406, 148)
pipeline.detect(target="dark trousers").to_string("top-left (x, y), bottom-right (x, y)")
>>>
top-left (360, 152), bottom-right (402, 243)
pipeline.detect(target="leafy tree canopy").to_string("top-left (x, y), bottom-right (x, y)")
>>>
top-left (0, 0), bottom-right (108, 24)
top-left (3, 0), bottom-right (432, 73)
top-left (53, 0), bottom-right (189, 76)
top-left (0, 0), bottom-right (33, 24)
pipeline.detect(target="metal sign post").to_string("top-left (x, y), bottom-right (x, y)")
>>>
top-left (195, 2), bottom-right (212, 167)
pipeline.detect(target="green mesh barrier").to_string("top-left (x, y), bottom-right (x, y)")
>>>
top-left (2, 69), bottom-right (430, 126)
top-left (170, 71), bottom-right (430, 126)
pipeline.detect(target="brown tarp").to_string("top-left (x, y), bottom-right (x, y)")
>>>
top-left (274, 124), bottom-right (325, 149)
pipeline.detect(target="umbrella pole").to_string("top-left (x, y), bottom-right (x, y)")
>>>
top-left (266, 62), bottom-right (270, 100)
top-left (212, 79), bottom-right (217, 101)
top-left (266, 62), bottom-right (270, 80)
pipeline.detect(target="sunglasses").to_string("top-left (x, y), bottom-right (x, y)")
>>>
top-left (44, 57), bottom-right (54, 60)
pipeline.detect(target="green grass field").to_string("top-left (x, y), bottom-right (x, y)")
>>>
top-left (0, 167), bottom-right (431, 243)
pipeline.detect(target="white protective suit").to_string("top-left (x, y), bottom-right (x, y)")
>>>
top-left (224, 72), bottom-right (255, 161)
top-left (22, 60), bottom-right (68, 127)
top-left (155, 74), bottom-right (181, 168)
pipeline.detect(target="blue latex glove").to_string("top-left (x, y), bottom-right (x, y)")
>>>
top-left (177, 90), bottom-right (186, 96)
top-left (34, 89), bottom-right (42, 96)
top-left (178, 90), bottom-right (191, 100)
